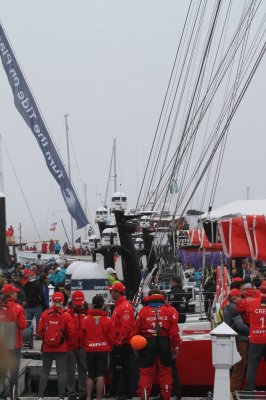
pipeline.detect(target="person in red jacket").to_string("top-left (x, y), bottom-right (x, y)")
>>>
top-left (0, 284), bottom-right (27, 400)
top-left (66, 291), bottom-right (89, 400)
top-left (237, 281), bottom-right (261, 325)
top-left (110, 282), bottom-right (134, 400)
top-left (238, 281), bottom-right (266, 391)
top-left (134, 290), bottom-right (181, 400)
top-left (81, 294), bottom-right (115, 400)
top-left (37, 291), bottom-right (75, 400)
top-left (41, 241), bottom-right (48, 254)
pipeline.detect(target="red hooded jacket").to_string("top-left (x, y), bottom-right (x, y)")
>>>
top-left (111, 296), bottom-right (134, 346)
top-left (238, 296), bottom-right (266, 344)
top-left (38, 306), bottom-right (75, 352)
top-left (134, 297), bottom-right (181, 349)
top-left (66, 302), bottom-right (88, 350)
top-left (81, 309), bottom-right (115, 352)
top-left (237, 288), bottom-right (261, 324)
top-left (0, 298), bottom-right (27, 348)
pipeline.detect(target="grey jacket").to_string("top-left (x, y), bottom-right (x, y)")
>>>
top-left (223, 302), bottom-right (249, 341)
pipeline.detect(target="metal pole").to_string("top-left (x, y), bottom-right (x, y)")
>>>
top-left (0, 194), bottom-right (6, 266)
top-left (64, 114), bottom-right (74, 247)
top-left (84, 183), bottom-right (88, 240)
top-left (0, 134), bottom-right (4, 193)
top-left (61, 218), bottom-right (71, 245)
top-left (19, 223), bottom-right (22, 249)
top-left (246, 186), bottom-right (250, 200)
top-left (199, 248), bottom-right (206, 320)
top-left (113, 138), bottom-right (117, 192)
top-left (104, 147), bottom-right (114, 208)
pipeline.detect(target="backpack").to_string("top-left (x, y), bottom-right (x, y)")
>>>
top-left (43, 309), bottom-right (65, 347)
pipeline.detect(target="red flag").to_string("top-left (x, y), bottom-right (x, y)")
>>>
top-left (49, 222), bottom-right (57, 231)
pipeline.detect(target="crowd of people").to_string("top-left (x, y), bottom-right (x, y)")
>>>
top-left (221, 275), bottom-right (266, 394)
top-left (24, 240), bottom-right (90, 257)
top-left (0, 257), bottom-right (182, 400)
top-left (200, 257), bottom-right (266, 395)
top-left (3, 252), bottom-right (266, 399)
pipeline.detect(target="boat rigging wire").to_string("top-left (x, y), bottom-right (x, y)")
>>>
top-left (136, 0), bottom-right (266, 267)
top-left (207, 0), bottom-right (257, 210)
top-left (135, 0), bottom-right (193, 211)
top-left (141, 0), bottom-right (207, 211)
top-left (151, 0), bottom-right (210, 213)
top-left (0, 135), bottom-right (42, 240)
top-left (141, 0), bottom-right (263, 217)
top-left (179, 41), bottom-right (266, 217)
top-left (174, 12), bottom-right (266, 214)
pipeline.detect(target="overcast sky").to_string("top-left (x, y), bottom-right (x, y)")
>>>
top-left (0, 0), bottom-right (266, 246)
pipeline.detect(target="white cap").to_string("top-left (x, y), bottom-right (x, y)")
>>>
top-left (106, 267), bottom-right (116, 275)
top-left (56, 258), bottom-right (66, 266)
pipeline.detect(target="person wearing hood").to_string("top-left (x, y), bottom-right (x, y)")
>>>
top-left (110, 282), bottom-right (134, 400)
top-left (242, 278), bottom-right (261, 299)
top-left (133, 289), bottom-right (180, 400)
top-left (66, 291), bottom-right (89, 400)
top-left (37, 291), bottom-right (75, 400)
top-left (48, 266), bottom-right (59, 286)
top-left (0, 284), bottom-right (27, 399)
top-left (54, 261), bottom-right (67, 289)
top-left (81, 295), bottom-right (115, 400)
top-left (223, 288), bottom-right (249, 393)
top-left (24, 271), bottom-right (45, 332)
top-left (106, 267), bottom-right (120, 286)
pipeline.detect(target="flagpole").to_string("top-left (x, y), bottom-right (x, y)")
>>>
top-left (18, 223), bottom-right (22, 250)
top-left (61, 219), bottom-right (70, 245)
top-left (84, 182), bottom-right (88, 241)
top-left (65, 114), bottom-right (74, 247)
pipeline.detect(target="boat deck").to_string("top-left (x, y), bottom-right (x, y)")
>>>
top-left (19, 341), bottom-right (209, 400)
top-left (235, 392), bottom-right (266, 399)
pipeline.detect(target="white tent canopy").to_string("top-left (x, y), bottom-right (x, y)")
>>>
top-left (200, 199), bottom-right (266, 220)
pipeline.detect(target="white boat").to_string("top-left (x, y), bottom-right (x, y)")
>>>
top-left (16, 249), bottom-right (60, 264)
top-left (16, 249), bottom-right (94, 264)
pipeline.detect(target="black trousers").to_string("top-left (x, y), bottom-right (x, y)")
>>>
top-left (245, 343), bottom-right (266, 391)
top-left (9, 348), bottom-right (21, 400)
top-left (138, 336), bottom-right (172, 368)
top-left (111, 344), bottom-right (133, 397)
top-left (171, 358), bottom-right (181, 399)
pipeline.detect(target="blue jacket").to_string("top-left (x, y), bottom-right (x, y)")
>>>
top-left (54, 267), bottom-right (67, 286)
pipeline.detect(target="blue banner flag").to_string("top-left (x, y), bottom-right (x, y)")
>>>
top-left (0, 25), bottom-right (89, 229)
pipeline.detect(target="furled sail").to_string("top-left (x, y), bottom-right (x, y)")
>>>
top-left (0, 24), bottom-right (88, 229)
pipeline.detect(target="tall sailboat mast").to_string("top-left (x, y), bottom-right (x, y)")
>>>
top-left (84, 182), bottom-right (88, 240)
top-left (64, 113), bottom-right (74, 246)
top-left (104, 138), bottom-right (118, 208)
top-left (113, 138), bottom-right (117, 192)
top-left (0, 135), bottom-right (4, 193)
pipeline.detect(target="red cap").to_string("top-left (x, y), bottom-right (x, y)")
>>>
top-left (2, 284), bottom-right (20, 294)
top-left (232, 277), bottom-right (243, 283)
top-left (72, 290), bottom-right (85, 306)
top-left (260, 281), bottom-right (266, 293)
top-left (109, 282), bottom-right (125, 293)
top-left (229, 288), bottom-right (242, 297)
top-left (52, 292), bottom-right (64, 303)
